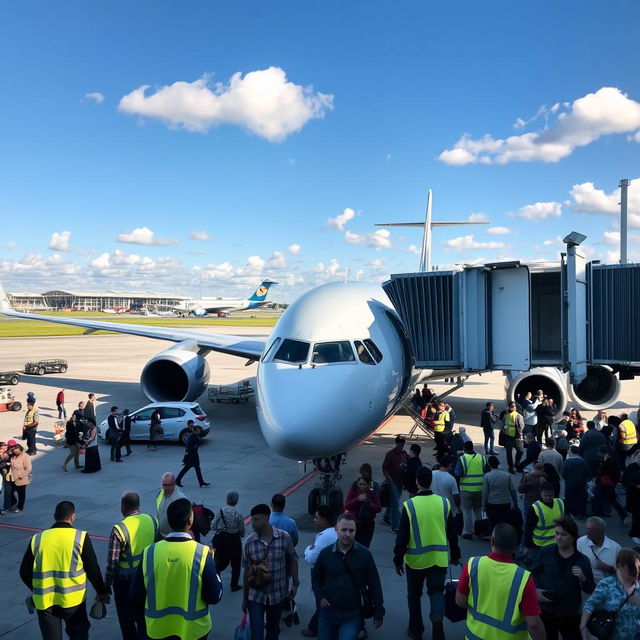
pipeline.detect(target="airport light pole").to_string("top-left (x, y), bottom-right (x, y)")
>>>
top-left (620, 178), bottom-right (630, 265)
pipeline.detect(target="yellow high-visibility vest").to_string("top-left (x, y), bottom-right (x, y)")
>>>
top-left (531, 498), bottom-right (564, 547)
top-left (504, 411), bottom-right (519, 437)
top-left (619, 420), bottom-right (638, 446)
top-left (143, 539), bottom-right (212, 640)
top-left (31, 528), bottom-right (87, 610)
top-left (434, 411), bottom-right (449, 433)
top-left (465, 555), bottom-right (530, 640)
top-left (404, 494), bottom-right (450, 569)
top-left (460, 453), bottom-right (485, 493)
top-left (114, 513), bottom-right (158, 580)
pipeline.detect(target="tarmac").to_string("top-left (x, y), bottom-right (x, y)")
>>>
top-left (1, 327), bottom-right (639, 640)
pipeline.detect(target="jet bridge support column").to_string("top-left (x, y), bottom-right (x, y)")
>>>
top-left (563, 242), bottom-right (588, 384)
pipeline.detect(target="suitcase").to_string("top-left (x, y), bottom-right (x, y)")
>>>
top-left (444, 566), bottom-right (467, 623)
top-left (474, 515), bottom-right (492, 539)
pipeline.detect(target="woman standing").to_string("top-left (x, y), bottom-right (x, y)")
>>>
top-left (148, 409), bottom-right (162, 451)
top-left (211, 490), bottom-right (245, 591)
top-left (8, 443), bottom-right (32, 513)
top-left (0, 441), bottom-right (13, 513)
top-left (581, 548), bottom-right (640, 640)
top-left (344, 476), bottom-right (381, 547)
top-left (80, 422), bottom-right (101, 473)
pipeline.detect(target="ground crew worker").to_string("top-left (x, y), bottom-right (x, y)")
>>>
top-left (19, 500), bottom-right (110, 640)
top-left (502, 401), bottom-right (524, 473)
top-left (131, 498), bottom-right (222, 640)
top-left (455, 523), bottom-right (546, 640)
top-left (617, 413), bottom-right (638, 467)
top-left (105, 492), bottom-right (158, 640)
top-left (394, 466), bottom-right (460, 640)
top-left (523, 481), bottom-right (564, 561)
top-left (455, 440), bottom-right (486, 540)
top-left (433, 401), bottom-right (450, 457)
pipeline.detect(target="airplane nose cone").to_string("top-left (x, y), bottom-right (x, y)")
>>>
top-left (256, 364), bottom-right (380, 459)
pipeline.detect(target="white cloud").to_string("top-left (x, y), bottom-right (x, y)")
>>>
top-left (91, 253), bottom-right (110, 270)
top-left (439, 87), bottom-right (640, 165)
top-left (603, 231), bottom-right (620, 245)
top-left (328, 207), bottom-right (356, 231)
top-left (486, 226), bottom-right (512, 235)
top-left (116, 227), bottom-right (177, 246)
top-left (49, 231), bottom-right (71, 252)
top-left (288, 244), bottom-right (301, 254)
top-left (511, 201), bottom-right (562, 221)
top-left (118, 67), bottom-right (333, 142)
top-left (85, 92), bottom-right (105, 103)
top-left (268, 251), bottom-right (286, 269)
top-left (408, 244), bottom-right (420, 254)
top-left (189, 231), bottom-right (214, 241)
top-left (468, 212), bottom-right (488, 222)
top-left (3, 241), bottom-right (16, 249)
top-left (344, 229), bottom-right (392, 249)
top-left (566, 178), bottom-right (640, 216)
top-left (445, 235), bottom-right (506, 250)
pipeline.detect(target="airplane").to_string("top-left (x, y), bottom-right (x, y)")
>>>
top-left (0, 278), bottom-right (624, 513)
top-left (172, 280), bottom-right (277, 317)
top-left (102, 307), bottom-right (129, 314)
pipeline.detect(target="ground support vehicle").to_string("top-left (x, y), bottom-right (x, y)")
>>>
top-left (0, 371), bottom-right (20, 385)
top-left (24, 359), bottom-right (68, 375)
top-left (0, 387), bottom-right (22, 411)
top-left (208, 380), bottom-right (254, 403)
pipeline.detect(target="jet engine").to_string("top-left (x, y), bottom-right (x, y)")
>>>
top-left (192, 308), bottom-right (207, 317)
top-left (140, 340), bottom-right (210, 402)
top-left (505, 365), bottom-right (621, 414)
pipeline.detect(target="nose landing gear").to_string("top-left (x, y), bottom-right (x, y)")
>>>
top-left (308, 454), bottom-right (346, 516)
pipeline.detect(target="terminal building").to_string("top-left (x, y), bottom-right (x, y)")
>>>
top-left (7, 289), bottom-right (191, 312)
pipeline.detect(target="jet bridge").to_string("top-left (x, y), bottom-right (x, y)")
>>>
top-left (382, 254), bottom-right (640, 383)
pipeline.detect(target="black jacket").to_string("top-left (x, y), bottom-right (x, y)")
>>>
top-left (480, 408), bottom-right (497, 431)
top-left (404, 457), bottom-right (422, 494)
top-left (517, 441), bottom-right (541, 470)
top-left (393, 490), bottom-right (460, 566)
top-left (579, 429), bottom-right (607, 475)
top-left (64, 420), bottom-right (80, 446)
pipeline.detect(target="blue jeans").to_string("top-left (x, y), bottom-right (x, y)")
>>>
top-left (483, 428), bottom-right (495, 453)
top-left (318, 607), bottom-right (361, 640)
top-left (406, 565), bottom-right (446, 637)
top-left (247, 599), bottom-right (282, 640)
top-left (383, 481), bottom-right (402, 530)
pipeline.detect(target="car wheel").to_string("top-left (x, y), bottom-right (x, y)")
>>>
top-left (59, 365), bottom-right (68, 373)
top-left (11, 401), bottom-right (22, 411)
top-left (10, 376), bottom-right (19, 385)
top-left (37, 367), bottom-right (45, 375)
top-left (179, 429), bottom-right (190, 446)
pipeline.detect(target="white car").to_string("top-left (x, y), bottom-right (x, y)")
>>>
top-left (98, 402), bottom-right (210, 445)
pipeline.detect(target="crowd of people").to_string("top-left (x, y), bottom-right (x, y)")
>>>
top-left (6, 385), bottom-right (640, 640)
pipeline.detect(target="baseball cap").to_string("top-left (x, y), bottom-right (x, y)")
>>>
top-left (7, 439), bottom-right (17, 447)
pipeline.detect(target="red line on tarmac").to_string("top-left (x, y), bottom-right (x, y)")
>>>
top-left (0, 522), bottom-right (109, 541)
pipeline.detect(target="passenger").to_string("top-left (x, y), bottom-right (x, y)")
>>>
top-left (156, 472), bottom-right (188, 538)
top-left (105, 492), bottom-right (157, 639)
top-left (622, 450), bottom-right (640, 545)
top-left (531, 516), bottom-right (595, 639)
top-left (120, 408), bottom-right (133, 457)
top-left (55, 388), bottom-right (66, 420)
top-left (148, 408), bottom-right (162, 451)
top-left (455, 523), bottom-right (545, 640)
top-left (301, 505), bottom-right (337, 638)
top-left (536, 396), bottom-right (557, 443)
top-left (83, 393), bottom-right (97, 427)
top-left (522, 481), bottom-right (564, 562)
top-left (433, 402), bottom-right (450, 458)
top-left (502, 401), bottom-right (525, 474)
top-left (577, 516), bottom-right (621, 584)
top-left (404, 443), bottom-right (423, 498)
top-left (480, 401), bottom-right (498, 455)
top-left (79, 419), bottom-right (101, 474)
top-left (516, 431), bottom-right (541, 472)
top-left (520, 390), bottom-right (543, 436)
top-left (421, 384), bottom-right (433, 406)
top-left (518, 462), bottom-right (547, 511)
top-left (243, 503), bottom-right (299, 640)
top-left (107, 405), bottom-right (124, 463)
top-left (313, 513), bottom-right (384, 640)
top-left (175, 421), bottom-right (210, 487)
top-left (61, 412), bottom-right (82, 472)
top-left (561, 445), bottom-right (590, 519)
top-left (430, 455), bottom-right (460, 519)
top-left (483, 455), bottom-right (517, 529)
top-left (0, 441), bottom-right (12, 513)
top-left (212, 490), bottom-right (246, 592)
top-left (554, 428), bottom-right (570, 460)
top-left (617, 412), bottom-right (638, 468)
top-left (8, 442), bottom-right (31, 513)
top-left (592, 446), bottom-right (627, 523)
top-left (538, 437), bottom-right (563, 477)
top-left (344, 476), bottom-right (381, 547)
top-left (455, 440), bottom-right (485, 540)
top-left (353, 462), bottom-right (380, 494)
top-left (269, 493), bottom-right (299, 546)
top-left (593, 409), bottom-right (608, 432)
top-left (578, 421), bottom-right (608, 477)
top-left (381, 435), bottom-right (407, 533)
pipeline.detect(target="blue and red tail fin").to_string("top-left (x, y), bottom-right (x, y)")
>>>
top-left (247, 280), bottom-right (277, 305)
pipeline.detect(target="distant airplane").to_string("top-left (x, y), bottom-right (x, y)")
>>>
top-left (102, 307), bottom-right (128, 314)
top-left (376, 188), bottom-right (488, 271)
top-left (172, 280), bottom-right (277, 317)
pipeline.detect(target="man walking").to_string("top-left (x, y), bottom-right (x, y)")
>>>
top-left (19, 500), bottom-right (110, 640)
top-left (243, 503), bottom-right (299, 640)
top-left (121, 409), bottom-right (133, 456)
top-left (394, 467), bottom-right (460, 640)
top-left (381, 435), bottom-right (408, 533)
top-left (23, 401), bottom-right (39, 456)
top-left (516, 432), bottom-right (542, 473)
top-left (56, 389), bottom-right (66, 420)
top-left (62, 413), bottom-right (82, 473)
top-left (107, 406), bottom-right (123, 463)
top-left (455, 523), bottom-right (546, 640)
top-left (175, 422), bottom-right (210, 488)
top-left (269, 493), bottom-right (299, 546)
top-left (455, 440), bottom-right (485, 540)
top-left (156, 472), bottom-right (188, 538)
top-left (404, 444), bottom-right (423, 497)
top-left (313, 513), bottom-right (384, 640)
top-left (502, 401), bottom-right (524, 474)
top-left (480, 402), bottom-right (498, 455)
top-left (105, 492), bottom-right (158, 640)
top-left (131, 498), bottom-right (222, 640)
top-left (561, 445), bottom-right (590, 518)
top-left (483, 455), bottom-right (517, 529)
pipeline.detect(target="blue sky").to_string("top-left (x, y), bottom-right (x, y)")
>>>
top-left (1, 1), bottom-right (639, 301)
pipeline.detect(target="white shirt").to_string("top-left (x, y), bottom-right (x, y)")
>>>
top-left (430, 470), bottom-right (460, 513)
top-left (304, 526), bottom-right (338, 566)
top-left (157, 488), bottom-right (188, 537)
top-left (577, 534), bottom-right (621, 583)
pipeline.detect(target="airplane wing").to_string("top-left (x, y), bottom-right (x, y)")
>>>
top-left (374, 221), bottom-right (489, 227)
top-left (0, 286), bottom-right (265, 361)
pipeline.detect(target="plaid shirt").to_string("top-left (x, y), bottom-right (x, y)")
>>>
top-left (104, 511), bottom-right (139, 591)
top-left (243, 527), bottom-right (297, 605)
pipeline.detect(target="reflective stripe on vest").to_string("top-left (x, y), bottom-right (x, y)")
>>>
top-left (460, 453), bottom-right (485, 492)
top-left (156, 490), bottom-right (163, 511)
top-left (143, 540), bottom-right (212, 640)
top-left (404, 495), bottom-right (450, 569)
top-left (531, 499), bottom-right (564, 547)
top-left (504, 412), bottom-right (518, 437)
top-left (434, 411), bottom-right (449, 433)
top-left (620, 420), bottom-right (638, 446)
top-left (114, 513), bottom-right (158, 580)
top-left (466, 556), bottom-right (529, 640)
top-left (31, 528), bottom-right (87, 610)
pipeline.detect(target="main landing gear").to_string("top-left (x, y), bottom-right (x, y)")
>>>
top-left (307, 454), bottom-right (346, 516)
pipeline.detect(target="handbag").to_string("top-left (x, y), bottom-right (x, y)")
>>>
top-left (234, 613), bottom-right (252, 640)
top-left (379, 480), bottom-right (391, 508)
top-left (342, 555), bottom-right (375, 619)
top-left (587, 590), bottom-right (633, 639)
top-left (247, 537), bottom-right (273, 589)
top-left (444, 565), bottom-right (467, 623)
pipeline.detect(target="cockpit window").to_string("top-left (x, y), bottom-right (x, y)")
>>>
top-left (261, 337), bottom-right (281, 362)
top-left (364, 339), bottom-right (383, 363)
top-left (312, 341), bottom-right (355, 364)
top-left (274, 339), bottom-right (310, 363)
top-left (354, 340), bottom-right (375, 365)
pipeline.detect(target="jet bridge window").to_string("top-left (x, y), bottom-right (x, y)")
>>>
top-left (312, 341), bottom-right (355, 364)
top-left (355, 340), bottom-right (375, 365)
top-left (274, 339), bottom-right (310, 363)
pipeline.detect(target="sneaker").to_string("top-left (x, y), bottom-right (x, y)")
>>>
top-left (489, 450), bottom-right (498, 455)
top-left (199, 482), bottom-right (211, 487)
top-left (462, 533), bottom-right (473, 540)
top-left (11, 508), bottom-right (21, 513)
top-left (0, 510), bottom-right (7, 515)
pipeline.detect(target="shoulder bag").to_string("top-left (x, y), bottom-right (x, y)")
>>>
top-left (587, 588), bottom-right (633, 639)
top-left (342, 555), bottom-right (375, 619)
top-left (248, 536), bottom-right (274, 589)
top-left (212, 509), bottom-right (231, 552)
